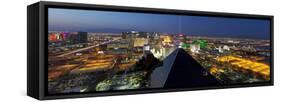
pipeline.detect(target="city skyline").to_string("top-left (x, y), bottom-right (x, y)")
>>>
top-left (47, 8), bottom-right (271, 94)
top-left (49, 8), bottom-right (270, 40)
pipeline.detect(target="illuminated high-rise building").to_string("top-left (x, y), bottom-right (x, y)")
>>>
top-left (190, 44), bottom-right (200, 53)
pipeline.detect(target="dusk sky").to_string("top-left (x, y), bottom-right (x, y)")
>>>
top-left (48, 8), bottom-right (270, 39)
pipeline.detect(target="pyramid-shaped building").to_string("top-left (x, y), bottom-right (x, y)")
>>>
top-left (150, 48), bottom-right (220, 88)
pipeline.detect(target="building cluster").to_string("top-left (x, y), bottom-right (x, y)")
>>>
top-left (48, 31), bottom-right (271, 93)
top-left (48, 32), bottom-right (89, 56)
top-left (49, 32), bottom-right (88, 44)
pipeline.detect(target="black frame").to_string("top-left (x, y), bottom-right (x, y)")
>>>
top-left (27, 1), bottom-right (274, 100)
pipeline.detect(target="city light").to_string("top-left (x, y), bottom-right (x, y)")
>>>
top-left (217, 56), bottom-right (270, 80)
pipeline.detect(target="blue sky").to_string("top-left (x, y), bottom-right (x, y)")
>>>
top-left (48, 8), bottom-right (270, 39)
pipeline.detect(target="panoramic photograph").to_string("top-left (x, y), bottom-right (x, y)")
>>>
top-left (47, 8), bottom-right (271, 94)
